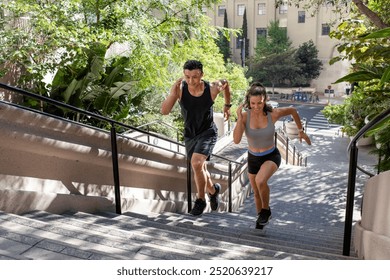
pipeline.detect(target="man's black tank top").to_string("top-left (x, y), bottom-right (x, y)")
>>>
top-left (179, 81), bottom-right (215, 139)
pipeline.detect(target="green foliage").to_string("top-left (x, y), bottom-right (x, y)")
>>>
top-left (215, 10), bottom-right (231, 63)
top-left (254, 21), bottom-right (292, 58)
top-left (249, 22), bottom-right (321, 87)
top-left (294, 40), bottom-right (323, 83)
top-left (331, 21), bottom-right (390, 171)
top-left (247, 50), bottom-right (301, 88)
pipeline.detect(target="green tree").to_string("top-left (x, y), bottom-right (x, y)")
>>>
top-left (248, 50), bottom-right (301, 90)
top-left (241, 8), bottom-right (249, 67)
top-left (294, 40), bottom-right (323, 86)
top-left (253, 20), bottom-right (292, 58)
top-left (216, 10), bottom-right (231, 63)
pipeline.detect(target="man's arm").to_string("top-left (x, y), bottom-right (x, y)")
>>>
top-left (161, 79), bottom-right (181, 115)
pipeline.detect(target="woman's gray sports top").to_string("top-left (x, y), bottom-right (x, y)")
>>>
top-left (245, 110), bottom-right (275, 149)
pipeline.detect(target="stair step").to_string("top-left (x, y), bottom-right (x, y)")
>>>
top-left (19, 210), bottom-right (307, 260)
top-left (59, 210), bottom-right (352, 259)
top-left (119, 211), bottom-right (355, 259)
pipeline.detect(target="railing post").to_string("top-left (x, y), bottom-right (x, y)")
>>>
top-left (286, 138), bottom-right (289, 164)
top-left (228, 162), bottom-right (232, 212)
top-left (274, 132), bottom-right (277, 147)
top-left (110, 124), bottom-right (122, 215)
top-left (343, 141), bottom-right (359, 256)
top-left (293, 146), bottom-right (296, 165)
top-left (187, 158), bottom-right (192, 213)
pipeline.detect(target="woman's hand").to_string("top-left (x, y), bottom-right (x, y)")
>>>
top-left (236, 104), bottom-right (244, 121)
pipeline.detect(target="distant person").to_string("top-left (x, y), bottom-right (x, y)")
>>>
top-left (233, 82), bottom-right (311, 229)
top-left (161, 60), bottom-right (232, 216)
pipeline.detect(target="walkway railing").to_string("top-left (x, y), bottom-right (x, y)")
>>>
top-left (343, 107), bottom-right (390, 256)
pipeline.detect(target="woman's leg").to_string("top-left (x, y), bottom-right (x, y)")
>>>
top-left (255, 161), bottom-right (278, 209)
top-left (249, 173), bottom-right (262, 213)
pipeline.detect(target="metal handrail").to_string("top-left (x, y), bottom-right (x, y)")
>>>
top-left (0, 82), bottom-right (242, 215)
top-left (342, 107), bottom-right (390, 256)
top-left (276, 128), bottom-right (308, 167)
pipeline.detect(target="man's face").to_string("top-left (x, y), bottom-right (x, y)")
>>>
top-left (183, 69), bottom-right (203, 87)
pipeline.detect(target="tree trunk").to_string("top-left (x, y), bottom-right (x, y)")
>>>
top-left (352, 0), bottom-right (388, 29)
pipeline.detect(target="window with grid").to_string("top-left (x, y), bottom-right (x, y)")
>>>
top-left (256, 28), bottom-right (267, 39)
top-left (237, 4), bottom-right (245, 16)
top-left (322, 24), bottom-right (330, 35)
top-left (258, 3), bottom-right (266, 15)
top-left (279, 1), bottom-right (288, 14)
top-left (218, 5), bottom-right (226, 17)
top-left (298, 11), bottom-right (305, 23)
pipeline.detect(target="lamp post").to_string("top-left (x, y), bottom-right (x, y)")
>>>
top-left (240, 38), bottom-right (245, 67)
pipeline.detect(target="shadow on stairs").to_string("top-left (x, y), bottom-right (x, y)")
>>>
top-left (0, 209), bottom-right (356, 260)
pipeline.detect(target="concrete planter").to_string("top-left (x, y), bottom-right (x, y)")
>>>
top-left (285, 120), bottom-right (305, 136)
top-left (350, 135), bottom-right (374, 146)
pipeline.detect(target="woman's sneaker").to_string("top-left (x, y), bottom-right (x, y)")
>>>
top-left (190, 198), bottom-right (206, 216)
top-left (256, 208), bottom-right (272, 226)
top-left (208, 183), bottom-right (221, 211)
top-left (255, 211), bottom-right (264, 229)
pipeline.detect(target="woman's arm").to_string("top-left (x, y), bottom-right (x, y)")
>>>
top-left (274, 107), bottom-right (311, 145)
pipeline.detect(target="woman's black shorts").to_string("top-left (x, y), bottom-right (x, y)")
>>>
top-left (247, 147), bottom-right (281, 175)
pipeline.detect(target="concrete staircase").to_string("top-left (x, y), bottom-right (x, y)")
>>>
top-left (0, 208), bottom-right (356, 260)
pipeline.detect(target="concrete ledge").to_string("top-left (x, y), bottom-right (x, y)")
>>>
top-left (0, 189), bottom-right (115, 214)
top-left (354, 221), bottom-right (390, 259)
top-left (353, 170), bottom-right (390, 259)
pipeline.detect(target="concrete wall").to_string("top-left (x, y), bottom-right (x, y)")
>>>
top-left (354, 170), bottom-right (390, 259)
top-left (0, 102), bottom-right (250, 215)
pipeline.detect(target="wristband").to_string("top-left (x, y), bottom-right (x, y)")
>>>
top-left (224, 104), bottom-right (232, 108)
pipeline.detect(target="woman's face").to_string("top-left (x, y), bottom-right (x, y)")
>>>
top-left (183, 69), bottom-right (203, 87)
top-left (249, 95), bottom-right (265, 111)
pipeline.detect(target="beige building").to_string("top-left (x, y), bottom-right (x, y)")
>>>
top-left (205, 0), bottom-right (351, 95)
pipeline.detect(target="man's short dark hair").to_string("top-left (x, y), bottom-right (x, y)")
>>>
top-left (183, 60), bottom-right (203, 72)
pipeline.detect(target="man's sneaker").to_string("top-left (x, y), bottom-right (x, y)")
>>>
top-left (256, 208), bottom-right (272, 226)
top-left (208, 183), bottom-right (221, 211)
top-left (190, 198), bottom-right (206, 216)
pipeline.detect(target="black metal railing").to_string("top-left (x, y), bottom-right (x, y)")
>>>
top-left (276, 128), bottom-right (308, 167)
top-left (342, 107), bottom-right (390, 256)
top-left (0, 82), bottom-right (243, 214)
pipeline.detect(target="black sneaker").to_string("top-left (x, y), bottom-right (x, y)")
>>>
top-left (255, 211), bottom-right (264, 229)
top-left (190, 198), bottom-right (206, 216)
top-left (208, 183), bottom-right (221, 211)
top-left (256, 208), bottom-right (272, 226)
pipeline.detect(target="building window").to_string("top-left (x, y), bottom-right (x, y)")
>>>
top-left (298, 11), bottom-right (305, 23)
top-left (218, 5), bottom-right (226, 17)
top-left (258, 3), bottom-right (266, 15)
top-left (237, 4), bottom-right (245, 16)
top-left (256, 28), bottom-right (267, 39)
top-left (322, 24), bottom-right (330, 35)
top-left (279, 1), bottom-right (288, 14)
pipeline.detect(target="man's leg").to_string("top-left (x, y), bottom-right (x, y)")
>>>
top-left (191, 152), bottom-right (211, 200)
